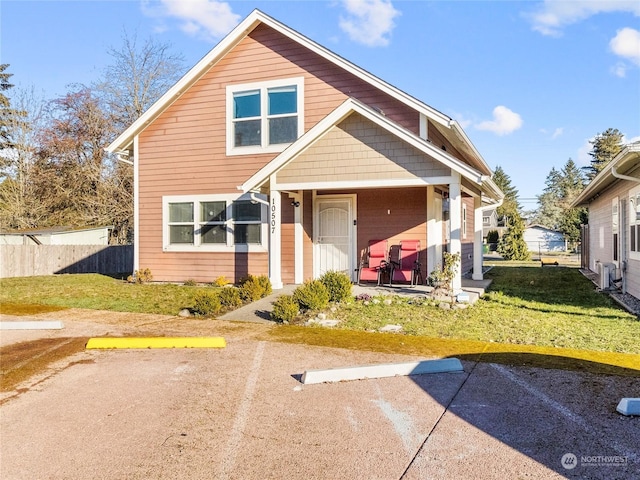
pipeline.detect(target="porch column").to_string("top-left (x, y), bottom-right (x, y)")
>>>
top-left (293, 192), bottom-right (303, 284)
top-left (472, 195), bottom-right (484, 280)
top-left (269, 180), bottom-right (283, 289)
top-left (426, 186), bottom-right (437, 278)
top-left (449, 173), bottom-right (462, 292)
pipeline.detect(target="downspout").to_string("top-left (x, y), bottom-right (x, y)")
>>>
top-left (610, 166), bottom-right (640, 294)
top-left (110, 149), bottom-right (133, 166)
top-left (250, 192), bottom-right (269, 206)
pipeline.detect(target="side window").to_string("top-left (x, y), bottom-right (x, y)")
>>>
top-left (462, 204), bottom-right (467, 239)
top-left (630, 190), bottom-right (640, 257)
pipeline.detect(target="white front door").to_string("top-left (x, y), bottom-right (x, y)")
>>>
top-left (314, 196), bottom-right (356, 280)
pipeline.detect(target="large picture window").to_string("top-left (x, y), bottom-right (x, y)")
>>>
top-left (163, 194), bottom-right (267, 252)
top-left (227, 78), bottom-right (304, 155)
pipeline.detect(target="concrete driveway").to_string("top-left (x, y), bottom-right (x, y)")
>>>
top-left (1, 310), bottom-right (638, 479)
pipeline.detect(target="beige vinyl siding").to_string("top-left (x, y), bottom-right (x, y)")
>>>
top-left (278, 113), bottom-right (449, 185)
top-left (627, 257), bottom-right (640, 300)
top-left (588, 179), bottom-right (640, 300)
top-left (355, 188), bottom-right (427, 281)
top-left (588, 183), bottom-right (629, 271)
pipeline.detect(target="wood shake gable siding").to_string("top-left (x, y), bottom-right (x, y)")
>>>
top-left (137, 23), bottom-right (422, 282)
top-left (277, 113), bottom-right (450, 184)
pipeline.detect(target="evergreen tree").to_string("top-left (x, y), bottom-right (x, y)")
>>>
top-left (534, 159), bottom-right (587, 245)
top-left (0, 64), bottom-right (28, 178)
top-left (583, 128), bottom-right (623, 180)
top-left (535, 167), bottom-right (564, 229)
top-left (492, 166), bottom-right (530, 260)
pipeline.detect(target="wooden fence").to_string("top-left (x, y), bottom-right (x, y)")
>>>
top-left (0, 245), bottom-right (133, 278)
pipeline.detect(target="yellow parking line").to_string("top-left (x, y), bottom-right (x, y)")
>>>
top-left (86, 337), bottom-right (226, 349)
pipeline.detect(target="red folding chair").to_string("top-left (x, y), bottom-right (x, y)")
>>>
top-left (358, 240), bottom-right (389, 286)
top-left (390, 240), bottom-right (422, 287)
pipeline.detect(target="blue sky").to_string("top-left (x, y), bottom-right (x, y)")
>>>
top-left (2, 0), bottom-right (639, 205)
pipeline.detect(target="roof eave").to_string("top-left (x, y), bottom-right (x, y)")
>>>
top-left (571, 143), bottom-right (640, 207)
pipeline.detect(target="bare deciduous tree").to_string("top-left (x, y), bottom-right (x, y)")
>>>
top-left (95, 29), bottom-right (185, 133)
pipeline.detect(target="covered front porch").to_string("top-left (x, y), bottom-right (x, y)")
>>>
top-left (241, 98), bottom-right (502, 290)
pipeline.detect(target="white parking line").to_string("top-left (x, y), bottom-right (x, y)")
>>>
top-left (217, 341), bottom-right (266, 479)
top-left (491, 364), bottom-right (638, 463)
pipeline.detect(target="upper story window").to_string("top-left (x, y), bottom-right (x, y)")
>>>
top-left (227, 77), bottom-right (304, 155)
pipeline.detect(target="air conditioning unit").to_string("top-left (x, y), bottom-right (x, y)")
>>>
top-left (597, 262), bottom-right (617, 289)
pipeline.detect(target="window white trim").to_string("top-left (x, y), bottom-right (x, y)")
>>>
top-left (162, 193), bottom-right (268, 252)
top-left (226, 77), bottom-right (304, 156)
top-left (630, 186), bottom-right (640, 260)
top-left (462, 203), bottom-right (468, 239)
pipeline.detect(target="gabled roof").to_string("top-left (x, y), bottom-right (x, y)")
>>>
top-left (106, 9), bottom-right (490, 175)
top-left (572, 142), bottom-right (640, 207)
top-left (240, 97), bottom-right (503, 202)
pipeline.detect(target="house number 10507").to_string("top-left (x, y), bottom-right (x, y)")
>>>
top-left (271, 198), bottom-right (277, 234)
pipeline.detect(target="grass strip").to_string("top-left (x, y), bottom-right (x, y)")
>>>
top-left (264, 325), bottom-right (640, 377)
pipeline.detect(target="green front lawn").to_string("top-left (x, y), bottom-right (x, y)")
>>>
top-left (1, 266), bottom-right (638, 355)
top-left (331, 266), bottom-right (639, 354)
top-left (0, 274), bottom-right (210, 316)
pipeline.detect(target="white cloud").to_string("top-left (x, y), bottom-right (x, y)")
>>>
top-left (142, 0), bottom-right (240, 40)
top-left (577, 138), bottom-right (592, 166)
top-left (339, 0), bottom-right (401, 47)
top-left (475, 106), bottom-right (523, 136)
top-left (527, 0), bottom-right (640, 36)
top-left (610, 27), bottom-right (640, 65)
top-left (551, 127), bottom-right (564, 139)
top-left (611, 62), bottom-right (628, 77)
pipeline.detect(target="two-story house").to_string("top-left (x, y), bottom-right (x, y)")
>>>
top-left (107, 10), bottom-right (503, 290)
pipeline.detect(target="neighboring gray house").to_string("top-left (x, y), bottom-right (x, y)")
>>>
top-left (0, 226), bottom-right (112, 246)
top-left (572, 142), bottom-right (640, 297)
top-left (482, 208), bottom-right (507, 240)
top-left (524, 224), bottom-right (566, 252)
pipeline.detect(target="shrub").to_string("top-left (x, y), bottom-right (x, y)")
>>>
top-left (211, 276), bottom-right (230, 287)
top-left (192, 291), bottom-right (221, 316)
top-left (218, 287), bottom-right (242, 308)
top-left (319, 271), bottom-right (352, 303)
top-left (270, 294), bottom-right (299, 323)
top-left (238, 274), bottom-right (272, 302)
top-left (486, 230), bottom-right (499, 251)
top-left (293, 280), bottom-right (329, 311)
top-left (256, 275), bottom-right (272, 297)
top-left (183, 279), bottom-right (197, 287)
top-left (127, 268), bottom-right (153, 284)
